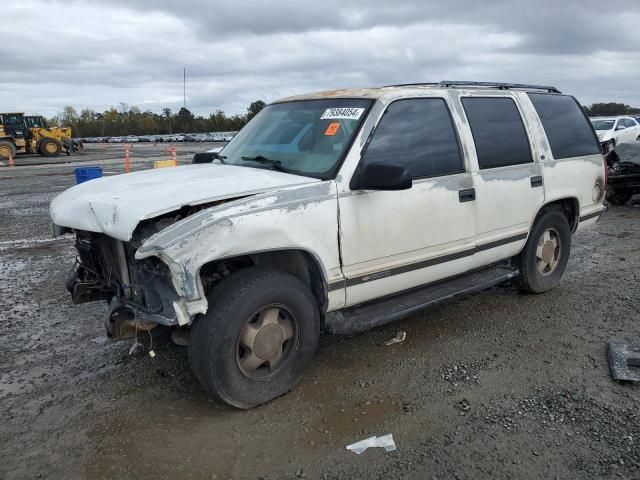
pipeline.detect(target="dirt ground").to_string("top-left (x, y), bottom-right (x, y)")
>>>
top-left (1, 145), bottom-right (639, 479)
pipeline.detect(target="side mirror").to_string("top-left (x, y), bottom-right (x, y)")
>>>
top-left (351, 162), bottom-right (412, 191)
top-left (616, 125), bottom-right (626, 131)
top-left (192, 152), bottom-right (223, 164)
top-left (192, 152), bottom-right (215, 164)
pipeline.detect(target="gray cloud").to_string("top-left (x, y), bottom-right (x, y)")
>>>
top-left (2, 0), bottom-right (639, 118)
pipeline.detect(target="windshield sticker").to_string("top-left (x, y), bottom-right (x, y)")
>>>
top-left (321, 107), bottom-right (365, 120)
top-left (324, 122), bottom-right (341, 136)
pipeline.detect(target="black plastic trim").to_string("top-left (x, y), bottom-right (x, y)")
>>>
top-left (344, 232), bottom-right (528, 287)
top-left (459, 188), bottom-right (476, 202)
top-left (530, 175), bottom-right (543, 187)
top-left (579, 209), bottom-right (604, 222)
top-left (327, 280), bottom-right (345, 292)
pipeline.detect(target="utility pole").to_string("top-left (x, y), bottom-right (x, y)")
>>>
top-left (183, 67), bottom-right (186, 109)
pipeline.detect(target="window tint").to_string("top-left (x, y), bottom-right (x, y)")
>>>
top-left (462, 97), bottom-right (532, 169)
top-left (620, 118), bottom-right (636, 128)
top-left (528, 93), bottom-right (600, 159)
top-left (362, 98), bottom-right (463, 178)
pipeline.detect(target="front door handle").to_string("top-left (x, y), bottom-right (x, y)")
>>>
top-left (531, 175), bottom-right (543, 188)
top-left (459, 188), bottom-right (476, 202)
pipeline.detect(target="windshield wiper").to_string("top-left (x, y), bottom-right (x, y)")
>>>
top-left (240, 155), bottom-right (290, 173)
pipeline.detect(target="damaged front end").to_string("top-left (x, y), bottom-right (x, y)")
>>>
top-left (606, 143), bottom-right (640, 204)
top-left (66, 229), bottom-right (180, 339)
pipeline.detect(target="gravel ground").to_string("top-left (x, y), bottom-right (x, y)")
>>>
top-left (0, 149), bottom-right (639, 479)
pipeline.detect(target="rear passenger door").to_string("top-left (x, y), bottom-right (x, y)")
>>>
top-left (461, 96), bottom-right (545, 265)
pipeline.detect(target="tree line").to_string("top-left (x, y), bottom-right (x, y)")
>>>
top-left (48, 101), bottom-right (266, 137)
top-left (46, 99), bottom-right (639, 138)
top-left (582, 102), bottom-right (640, 117)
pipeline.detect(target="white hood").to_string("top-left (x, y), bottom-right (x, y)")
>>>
top-left (50, 164), bottom-right (319, 241)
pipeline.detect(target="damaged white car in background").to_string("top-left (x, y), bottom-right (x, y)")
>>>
top-left (590, 115), bottom-right (640, 152)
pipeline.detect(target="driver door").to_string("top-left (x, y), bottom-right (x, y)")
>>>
top-left (338, 97), bottom-right (477, 306)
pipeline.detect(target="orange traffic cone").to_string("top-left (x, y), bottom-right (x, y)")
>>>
top-left (124, 144), bottom-right (130, 173)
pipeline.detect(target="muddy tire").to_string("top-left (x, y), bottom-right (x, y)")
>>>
top-left (189, 267), bottom-right (320, 409)
top-left (607, 191), bottom-right (632, 205)
top-left (0, 140), bottom-right (16, 160)
top-left (39, 138), bottom-right (62, 157)
top-left (517, 209), bottom-right (571, 294)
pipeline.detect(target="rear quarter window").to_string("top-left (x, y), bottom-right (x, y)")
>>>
top-left (527, 94), bottom-right (600, 159)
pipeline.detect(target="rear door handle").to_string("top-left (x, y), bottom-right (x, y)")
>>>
top-left (458, 188), bottom-right (476, 202)
top-left (531, 175), bottom-right (543, 188)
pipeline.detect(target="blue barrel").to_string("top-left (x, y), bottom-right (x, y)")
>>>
top-left (74, 166), bottom-right (103, 184)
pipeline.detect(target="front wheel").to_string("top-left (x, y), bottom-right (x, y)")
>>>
top-left (517, 209), bottom-right (571, 293)
top-left (39, 138), bottom-right (62, 157)
top-left (189, 267), bottom-right (320, 408)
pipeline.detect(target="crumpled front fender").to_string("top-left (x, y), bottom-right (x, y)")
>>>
top-left (135, 181), bottom-right (341, 323)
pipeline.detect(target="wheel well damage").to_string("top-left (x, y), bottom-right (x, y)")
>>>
top-left (199, 250), bottom-right (328, 312)
top-left (537, 197), bottom-right (579, 232)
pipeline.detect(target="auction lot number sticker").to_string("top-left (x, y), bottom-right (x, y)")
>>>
top-left (321, 108), bottom-right (365, 120)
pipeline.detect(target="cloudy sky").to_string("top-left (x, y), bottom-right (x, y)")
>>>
top-left (3, 0), bottom-right (640, 117)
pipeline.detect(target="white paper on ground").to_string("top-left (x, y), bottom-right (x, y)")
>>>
top-left (346, 434), bottom-right (396, 454)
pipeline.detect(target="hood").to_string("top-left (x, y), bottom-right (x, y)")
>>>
top-left (612, 142), bottom-right (640, 166)
top-left (50, 164), bottom-right (319, 241)
top-left (596, 130), bottom-right (611, 141)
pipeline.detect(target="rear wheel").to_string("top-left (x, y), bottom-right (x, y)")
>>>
top-left (517, 209), bottom-right (571, 293)
top-left (189, 267), bottom-right (320, 408)
top-left (0, 140), bottom-right (16, 160)
top-left (39, 138), bottom-right (62, 157)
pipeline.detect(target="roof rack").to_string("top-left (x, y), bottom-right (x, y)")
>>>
top-left (385, 81), bottom-right (561, 94)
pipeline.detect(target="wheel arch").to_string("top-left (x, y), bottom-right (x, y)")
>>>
top-left (198, 248), bottom-right (330, 313)
top-left (532, 197), bottom-right (580, 233)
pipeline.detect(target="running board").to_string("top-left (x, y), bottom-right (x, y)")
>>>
top-left (324, 264), bottom-right (518, 334)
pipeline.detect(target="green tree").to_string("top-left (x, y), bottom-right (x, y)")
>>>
top-left (589, 102), bottom-right (635, 116)
top-left (175, 107), bottom-right (195, 133)
top-left (247, 100), bottom-right (266, 121)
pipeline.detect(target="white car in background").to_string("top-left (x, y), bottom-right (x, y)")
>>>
top-left (590, 116), bottom-right (640, 152)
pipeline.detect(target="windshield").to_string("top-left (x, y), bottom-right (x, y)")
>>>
top-left (220, 99), bottom-right (372, 178)
top-left (591, 119), bottom-right (615, 131)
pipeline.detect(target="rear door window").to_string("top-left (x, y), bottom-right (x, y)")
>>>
top-left (462, 97), bottom-right (532, 169)
top-left (527, 93), bottom-right (600, 159)
top-left (362, 98), bottom-right (464, 178)
top-left (620, 118), bottom-right (635, 128)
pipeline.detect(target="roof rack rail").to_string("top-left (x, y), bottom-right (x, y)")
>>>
top-left (439, 81), bottom-right (561, 94)
top-left (383, 81), bottom-right (561, 94)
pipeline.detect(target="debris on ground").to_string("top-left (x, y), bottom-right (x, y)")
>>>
top-left (346, 434), bottom-right (396, 454)
top-left (607, 340), bottom-right (640, 382)
top-left (383, 331), bottom-right (406, 346)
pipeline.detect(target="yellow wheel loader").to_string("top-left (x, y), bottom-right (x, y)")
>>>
top-left (0, 113), bottom-right (73, 160)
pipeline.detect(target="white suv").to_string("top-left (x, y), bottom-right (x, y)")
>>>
top-left (50, 81), bottom-right (606, 408)
top-left (591, 115), bottom-right (640, 152)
